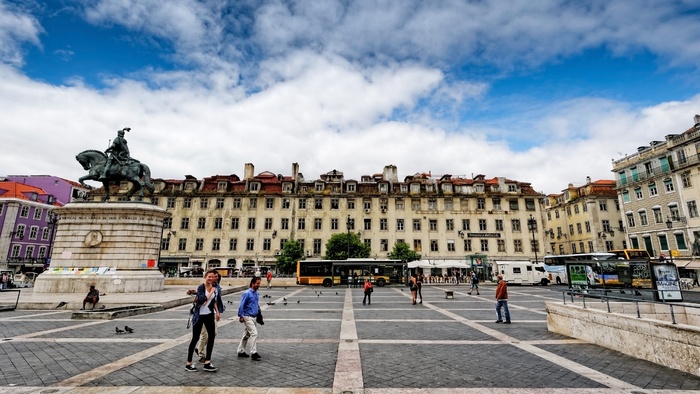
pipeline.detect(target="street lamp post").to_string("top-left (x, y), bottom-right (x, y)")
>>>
top-left (346, 215), bottom-right (351, 260)
top-left (528, 215), bottom-right (538, 264)
top-left (665, 218), bottom-right (676, 265)
top-left (46, 212), bottom-right (59, 269)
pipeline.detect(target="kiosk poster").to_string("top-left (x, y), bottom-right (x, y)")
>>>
top-left (567, 264), bottom-right (589, 289)
top-left (652, 264), bottom-right (682, 301)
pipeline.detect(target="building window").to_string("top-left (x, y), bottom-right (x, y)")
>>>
top-left (314, 218), bottom-right (323, 230)
top-left (414, 239), bottom-right (422, 252)
top-left (428, 198), bottom-right (437, 210)
top-left (569, 224), bottom-right (574, 236)
top-left (670, 204), bottom-right (680, 220)
top-left (167, 197), bottom-right (176, 208)
top-left (315, 198), bottom-right (323, 209)
top-left (231, 218), bottom-right (239, 230)
top-left (464, 239), bottom-right (472, 251)
top-left (480, 239), bottom-right (489, 252)
top-left (495, 220), bottom-right (503, 231)
top-left (478, 219), bottom-right (487, 231)
top-left (233, 198), bottom-right (241, 209)
top-left (212, 238), bottom-right (221, 251)
top-left (412, 199), bottom-right (421, 210)
top-left (462, 219), bottom-right (470, 231)
top-left (599, 201), bottom-right (607, 211)
top-left (380, 199), bottom-right (388, 210)
top-left (33, 208), bottom-right (43, 220)
top-left (200, 198), bottom-right (209, 209)
top-left (381, 239), bottom-right (389, 252)
top-left (675, 232), bottom-right (687, 250)
top-left (397, 219), bottom-right (404, 231)
top-left (525, 198), bottom-right (535, 211)
top-left (183, 198), bottom-right (192, 208)
top-left (263, 238), bottom-right (272, 251)
top-left (429, 219), bottom-right (438, 231)
top-left (413, 219), bottom-right (421, 231)
top-left (622, 190), bottom-right (631, 203)
top-left (229, 238), bottom-right (238, 251)
top-left (497, 239), bottom-right (506, 252)
top-left (347, 218), bottom-right (355, 230)
top-left (648, 183), bottom-right (658, 196)
top-left (477, 198), bottom-right (485, 210)
top-left (658, 234), bottom-right (669, 251)
top-left (195, 238), bottom-right (204, 251)
top-left (380, 218), bottom-right (388, 231)
top-left (682, 172), bottom-right (692, 188)
top-left (264, 218), bottom-right (273, 230)
top-left (634, 187), bottom-right (643, 200)
top-left (639, 211), bottom-right (648, 226)
top-left (178, 238), bottom-right (187, 251)
top-left (430, 239), bottom-right (439, 252)
top-left (626, 213), bottom-right (635, 228)
top-left (180, 218), bottom-right (189, 230)
top-left (396, 198), bottom-right (404, 210)
top-left (445, 198), bottom-right (453, 210)
top-left (20, 206), bottom-right (29, 217)
top-left (447, 239), bottom-right (455, 251)
top-left (313, 239), bottom-right (322, 254)
top-left (248, 218), bottom-right (256, 230)
top-left (42, 227), bottom-right (50, 240)
top-left (266, 198), bottom-right (275, 209)
top-left (664, 178), bottom-right (674, 193)
top-left (198, 217), bottom-right (206, 230)
top-left (282, 198), bottom-right (290, 209)
top-left (315, 183), bottom-right (324, 192)
top-left (514, 239), bottom-right (523, 252)
top-left (250, 182), bottom-right (260, 191)
top-left (653, 207), bottom-right (663, 223)
top-left (364, 218), bottom-right (371, 230)
top-left (29, 226), bottom-right (38, 239)
top-left (249, 198), bottom-right (257, 209)
top-left (298, 218), bottom-right (306, 230)
top-left (151, 197), bottom-right (159, 205)
top-left (347, 183), bottom-right (356, 192)
top-left (281, 218), bottom-right (289, 230)
top-left (445, 219), bottom-right (454, 231)
top-left (363, 199), bottom-right (372, 210)
top-left (246, 239), bottom-right (255, 251)
top-left (331, 198), bottom-right (339, 209)
top-left (299, 199), bottom-right (307, 209)
top-left (688, 201), bottom-right (698, 218)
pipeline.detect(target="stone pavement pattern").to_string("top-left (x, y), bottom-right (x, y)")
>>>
top-left (1, 285), bottom-right (700, 393)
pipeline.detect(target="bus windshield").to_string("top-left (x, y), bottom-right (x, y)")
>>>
top-left (610, 249), bottom-right (651, 260)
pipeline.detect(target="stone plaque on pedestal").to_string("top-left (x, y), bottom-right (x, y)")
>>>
top-left (33, 202), bottom-right (170, 293)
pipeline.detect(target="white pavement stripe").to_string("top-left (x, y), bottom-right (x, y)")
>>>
top-left (0, 310), bottom-right (68, 320)
top-left (13, 320), bottom-right (106, 339)
top-left (394, 288), bottom-right (639, 391)
top-left (333, 288), bottom-right (364, 392)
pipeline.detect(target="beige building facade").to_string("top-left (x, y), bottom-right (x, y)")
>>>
top-left (612, 115), bottom-right (700, 267)
top-left (544, 178), bottom-right (626, 256)
top-left (99, 164), bottom-right (546, 275)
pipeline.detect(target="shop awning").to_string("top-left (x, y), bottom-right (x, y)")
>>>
top-left (679, 260), bottom-right (700, 269)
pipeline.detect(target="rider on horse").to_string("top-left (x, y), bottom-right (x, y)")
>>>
top-left (99, 127), bottom-right (136, 181)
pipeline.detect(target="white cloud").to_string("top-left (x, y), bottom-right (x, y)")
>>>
top-left (0, 0), bottom-right (43, 67)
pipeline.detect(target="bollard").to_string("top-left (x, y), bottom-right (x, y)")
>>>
top-left (635, 301), bottom-right (641, 318)
top-left (670, 304), bottom-right (677, 324)
top-left (605, 297), bottom-right (611, 313)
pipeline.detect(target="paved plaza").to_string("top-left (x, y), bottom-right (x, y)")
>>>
top-left (1, 284), bottom-right (700, 393)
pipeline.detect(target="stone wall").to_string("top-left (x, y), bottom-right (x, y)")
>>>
top-left (546, 301), bottom-right (700, 377)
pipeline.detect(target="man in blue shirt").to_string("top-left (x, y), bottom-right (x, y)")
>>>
top-left (237, 277), bottom-right (262, 360)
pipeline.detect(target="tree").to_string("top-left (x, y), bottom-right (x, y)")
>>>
top-left (324, 232), bottom-right (370, 260)
top-left (388, 241), bottom-right (421, 263)
top-left (275, 239), bottom-right (304, 275)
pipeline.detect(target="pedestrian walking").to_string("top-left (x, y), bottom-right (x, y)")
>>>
top-left (266, 270), bottom-right (273, 289)
top-left (353, 272), bottom-right (358, 288)
top-left (237, 277), bottom-right (262, 361)
top-left (362, 278), bottom-right (373, 305)
top-left (417, 273), bottom-right (423, 303)
top-left (409, 274), bottom-right (418, 305)
top-left (187, 272), bottom-right (224, 364)
top-left (495, 274), bottom-right (511, 324)
top-left (185, 270), bottom-right (221, 372)
top-left (1, 272), bottom-right (9, 289)
top-left (468, 271), bottom-right (480, 295)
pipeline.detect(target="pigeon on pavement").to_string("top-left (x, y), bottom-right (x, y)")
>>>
top-left (124, 326), bottom-right (134, 333)
top-left (116, 327), bottom-right (125, 334)
top-left (55, 301), bottom-right (67, 309)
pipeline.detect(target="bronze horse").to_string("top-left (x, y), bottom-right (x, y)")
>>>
top-left (76, 150), bottom-right (154, 201)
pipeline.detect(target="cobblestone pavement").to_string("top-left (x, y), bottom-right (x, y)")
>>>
top-left (1, 284), bottom-right (700, 393)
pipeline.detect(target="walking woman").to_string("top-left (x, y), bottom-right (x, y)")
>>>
top-left (409, 274), bottom-right (418, 305)
top-left (416, 273), bottom-right (423, 304)
top-left (362, 278), bottom-right (373, 305)
top-left (186, 270), bottom-right (221, 372)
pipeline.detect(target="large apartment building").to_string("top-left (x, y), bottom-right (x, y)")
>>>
top-left (612, 115), bottom-right (700, 268)
top-left (544, 178), bottom-right (625, 255)
top-left (109, 164), bottom-right (546, 275)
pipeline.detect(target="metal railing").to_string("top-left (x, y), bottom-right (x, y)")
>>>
top-left (558, 288), bottom-right (700, 325)
top-left (0, 289), bottom-right (21, 312)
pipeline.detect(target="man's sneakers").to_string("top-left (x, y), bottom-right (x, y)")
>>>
top-left (251, 353), bottom-right (261, 361)
top-left (202, 363), bottom-right (217, 372)
top-left (237, 352), bottom-right (250, 358)
top-left (495, 320), bottom-right (503, 323)
top-left (185, 364), bottom-right (197, 372)
top-left (503, 321), bottom-right (511, 324)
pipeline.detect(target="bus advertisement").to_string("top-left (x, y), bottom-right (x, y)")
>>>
top-left (543, 253), bottom-right (615, 284)
top-left (297, 259), bottom-right (407, 287)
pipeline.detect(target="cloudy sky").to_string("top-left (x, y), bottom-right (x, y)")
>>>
top-left (2, 0), bottom-right (700, 195)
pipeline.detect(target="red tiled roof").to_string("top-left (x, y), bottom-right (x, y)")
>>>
top-left (0, 181), bottom-right (60, 205)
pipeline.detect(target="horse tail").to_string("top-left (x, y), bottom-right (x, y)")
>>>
top-left (141, 163), bottom-right (155, 193)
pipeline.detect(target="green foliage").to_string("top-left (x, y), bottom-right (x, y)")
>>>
top-left (275, 239), bottom-right (304, 274)
top-left (388, 241), bottom-right (421, 262)
top-left (324, 232), bottom-right (370, 260)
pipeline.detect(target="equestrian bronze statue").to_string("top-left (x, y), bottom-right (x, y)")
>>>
top-left (76, 127), bottom-right (154, 201)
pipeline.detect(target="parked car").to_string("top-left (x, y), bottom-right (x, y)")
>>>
top-left (12, 272), bottom-right (38, 288)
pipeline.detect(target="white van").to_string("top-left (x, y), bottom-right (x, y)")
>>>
top-left (494, 261), bottom-right (550, 285)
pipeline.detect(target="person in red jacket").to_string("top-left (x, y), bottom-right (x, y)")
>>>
top-left (495, 274), bottom-right (511, 324)
top-left (362, 278), bottom-right (373, 305)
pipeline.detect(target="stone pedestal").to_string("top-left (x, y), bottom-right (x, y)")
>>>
top-left (33, 202), bottom-right (170, 293)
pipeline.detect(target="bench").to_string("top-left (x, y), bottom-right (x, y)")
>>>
top-left (443, 289), bottom-right (454, 299)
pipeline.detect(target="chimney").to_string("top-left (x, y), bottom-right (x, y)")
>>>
top-left (244, 163), bottom-right (254, 180)
top-left (383, 165), bottom-right (398, 183)
top-left (586, 176), bottom-right (591, 184)
top-left (694, 114), bottom-right (700, 128)
top-left (292, 162), bottom-right (299, 182)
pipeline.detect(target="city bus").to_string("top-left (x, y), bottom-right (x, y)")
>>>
top-left (610, 249), bottom-right (652, 260)
top-left (543, 253), bottom-right (615, 284)
top-left (297, 259), bottom-right (407, 287)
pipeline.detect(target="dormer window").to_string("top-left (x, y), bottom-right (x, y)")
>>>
top-left (315, 183), bottom-right (324, 192)
top-left (475, 184), bottom-right (484, 193)
top-left (426, 184), bottom-right (433, 192)
top-left (185, 182), bottom-right (196, 191)
top-left (442, 183), bottom-right (453, 193)
top-left (249, 182), bottom-right (260, 192)
top-left (347, 183), bottom-right (356, 192)
top-left (378, 183), bottom-right (388, 192)
top-left (217, 182), bottom-right (227, 191)
top-left (400, 185), bottom-right (408, 193)
top-left (410, 184), bottom-right (420, 193)
top-left (508, 184), bottom-right (517, 192)
top-left (282, 183), bottom-right (293, 192)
